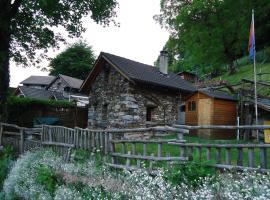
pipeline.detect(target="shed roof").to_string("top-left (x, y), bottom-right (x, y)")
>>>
top-left (16, 86), bottom-right (65, 100)
top-left (81, 52), bottom-right (196, 93)
top-left (20, 76), bottom-right (55, 86)
top-left (198, 90), bottom-right (238, 101)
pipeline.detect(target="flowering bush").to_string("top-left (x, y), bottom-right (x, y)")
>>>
top-left (3, 149), bottom-right (270, 200)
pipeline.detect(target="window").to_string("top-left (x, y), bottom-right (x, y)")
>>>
top-left (102, 104), bottom-right (108, 120)
top-left (146, 107), bottom-right (154, 121)
top-left (188, 101), bottom-right (196, 111)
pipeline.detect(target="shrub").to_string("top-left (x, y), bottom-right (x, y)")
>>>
top-left (35, 165), bottom-right (59, 194)
top-left (164, 162), bottom-right (216, 188)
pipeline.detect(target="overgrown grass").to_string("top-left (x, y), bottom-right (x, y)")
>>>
top-left (217, 63), bottom-right (270, 84)
top-left (114, 134), bottom-right (270, 168)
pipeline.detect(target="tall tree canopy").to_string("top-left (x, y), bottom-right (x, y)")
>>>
top-left (0, 0), bottom-right (118, 119)
top-left (155, 0), bottom-right (270, 75)
top-left (49, 42), bottom-right (96, 80)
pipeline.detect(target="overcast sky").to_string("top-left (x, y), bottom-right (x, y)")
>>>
top-left (10, 0), bottom-right (169, 87)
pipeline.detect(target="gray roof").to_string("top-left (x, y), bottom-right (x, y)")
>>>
top-left (17, 86), bottom-right (65, 100)
top-left (49, 74), bottom-right (83, 89)
top-left (199, 89), bottom-right (238, 101)
top-left (99, 52), bottom-right (196, 92)
top-left (20, 76), bottom-right (55, 86)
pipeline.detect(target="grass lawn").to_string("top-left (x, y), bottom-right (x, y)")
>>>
top-left (215, 63), bottom-right (270, 95)
top-left (113, 134), bottom-right (270, 168)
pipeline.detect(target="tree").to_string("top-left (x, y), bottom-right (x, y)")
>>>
top-left (49, 42), bottom-right (96, 80)
top-left (0, 0), bottom-right (118, 120)
top-left (156, 0), bottom-right (270, 75)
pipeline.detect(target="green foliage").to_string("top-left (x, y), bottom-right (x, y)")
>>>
top-left (164, 162), bottom-right (215, 188)
top-left (7, 0), bottom-right (118, 67)
top-left (35, 164), bottom-right (59, 194)
top-left (156, 0), bottom-right (270, 75)
top-left (0, 147), bottom-right (13, 189)
top-left (0, 0), bottom-right (118, 113)
top-left (7, 96), bottom-right (74, 108)
top-left (72, 149), bottom-right (91, 164)
top-left (49, 41), bottom-right (96, 80)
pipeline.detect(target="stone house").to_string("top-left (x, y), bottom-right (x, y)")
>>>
top-left (18, 74), bottom-right (88, 106)
top-left (80, 51), bottom-right (196, 128)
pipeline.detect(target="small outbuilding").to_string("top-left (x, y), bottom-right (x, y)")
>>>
top-left (185, 90), bottom-right (238, 139)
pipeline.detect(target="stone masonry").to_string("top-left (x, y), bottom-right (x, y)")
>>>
top-left (88, 63), bottom-right (184, 129)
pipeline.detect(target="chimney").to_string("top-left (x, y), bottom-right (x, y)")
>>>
top-left (159, 50), bottom-right (168, 74)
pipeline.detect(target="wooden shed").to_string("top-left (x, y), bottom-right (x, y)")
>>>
top-left (185, 90), bottom-right (238, 139)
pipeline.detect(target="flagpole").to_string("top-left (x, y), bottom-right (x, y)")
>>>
top-left (252, 9), bottom-right (259, 141)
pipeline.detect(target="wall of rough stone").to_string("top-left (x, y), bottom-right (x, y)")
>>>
top-left (87, 62), bottom-right (184, 129)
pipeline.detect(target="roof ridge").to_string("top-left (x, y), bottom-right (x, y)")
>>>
top-left (59, 74), bottom-right (83, 81)
top-left (101, 52), bottom-right (156, 69)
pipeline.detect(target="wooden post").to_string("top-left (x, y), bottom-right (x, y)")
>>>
top-left (248, 147), bottom-right (254, 168)
top-left (104, 133), bottom-right (108, 155)
top-left (20, 129), bottom-right (24, 154)
top-left (225, 147), bottom-right (231, 165)
top-left (109, 133), bottom-right (115, 153)
top-left (131, 143), bottom-right (136, 155)
top-left (237, 147), bottom-right (243, 166)
top-left (259, 147), bottom-right (267, 169)
top-left (48, 127), bottom-right (52, 142)
top-left (126, 151), bottom-right (131, 167)
top-left (143, 143), bottom-right (147, 156)
top-left (137, 154), bottom-right (141, 168)
top-left (149, 153), bottom-right (154, 169)
top-left (206, 147), bottom-right (211, 161)
top-left (215, 148), bottom-right (221, 164)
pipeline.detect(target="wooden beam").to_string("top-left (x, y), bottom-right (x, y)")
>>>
top-left (174, 124), bottom-right (270, 130)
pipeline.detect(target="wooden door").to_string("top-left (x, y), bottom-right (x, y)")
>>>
top-left (198, 99), bottom-right (212, 125)
top-left (198, 99), bottom-right (213, 138)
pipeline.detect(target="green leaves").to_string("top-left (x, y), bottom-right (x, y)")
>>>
top-left (156, 0), bottom-right (270, 75)
top-left (48, 41), bottom-right (96, 80)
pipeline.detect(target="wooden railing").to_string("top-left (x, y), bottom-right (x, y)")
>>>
top-left (108, 138), bottom-right (187, 171)
top-left (169, 142), bottom-right (270, 172)
top-left (0, 123), bottom-right (42, 154)
top-left (1, 122), bottom-right (270, 172)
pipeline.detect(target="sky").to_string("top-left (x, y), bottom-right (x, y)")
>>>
top-left (9, 0), bottom-right (169, 87)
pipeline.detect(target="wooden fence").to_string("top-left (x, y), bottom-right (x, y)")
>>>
top-left (1, 122), bottom-right (270, 172)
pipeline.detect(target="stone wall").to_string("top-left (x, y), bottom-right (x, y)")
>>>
top-left (88, 62), bottom-right (184, 128)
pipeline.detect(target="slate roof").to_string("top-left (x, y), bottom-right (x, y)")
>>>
top-left (49, 74), bottom-right (83, 89)
top-left (20, 76), bottom-right (55, 86)
top-left (199, 89), bottom-right (238, 101)
top-left (17, 86), bottom-right (65, 100)
top-left (96, 52), bottom-right (196, 92)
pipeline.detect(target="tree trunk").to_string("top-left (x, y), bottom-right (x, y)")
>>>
top-left (0, 16), bottom-right (11, 122)
top-left (228, 60), bottom-right (236, 74)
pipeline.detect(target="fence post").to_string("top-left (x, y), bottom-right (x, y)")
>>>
top-left (20, 128), bottom-right (24, 154)
top-left (259, 147), bottom-right (267, 169)
top-left (104, 132), bottom-right (108, 155)
top-left (48, 127), bottom-right (52, 142)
